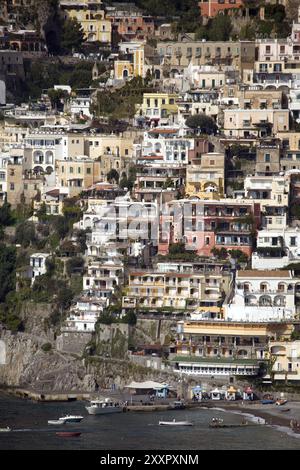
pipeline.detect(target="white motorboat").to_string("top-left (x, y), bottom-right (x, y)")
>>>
top-left (58, 415), bottom-right (84, 424)
top-left (85, 398), bottom-right (123, 415)
top-left (0, 427), bottom-right (11, 432)
top-left (159, 419), bottom-right (193, 426)
top-left (48, 420), bottom-right (65, 426)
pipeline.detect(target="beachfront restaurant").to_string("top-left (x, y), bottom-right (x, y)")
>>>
top-left (172, 356), bottom-right (262, 377)
top-left (125, 380), bottom-right (170, 398)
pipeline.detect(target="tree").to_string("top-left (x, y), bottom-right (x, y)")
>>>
top-left (66, 256), bottom-right (84, 277)
top-left (207, 15), bottom-right (233, 41)
top-left (107, 169), bottom-right (119, 184)
top-left (122, 309), bottom-right (137, 326)
top-left (0, 244), bottom-right (16, 303)
top-left (0, 202), bottom-right (14, 226)
top-left (15, 222), bottom-right (36, 248)
top-left (61, 17), bottom-right (85, 53)
top-left (186, 114), bottom-right (217, 135)
top-left (47, 88), bottom-right (69, 111)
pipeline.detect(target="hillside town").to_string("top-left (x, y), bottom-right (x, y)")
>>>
top-left (2, 0), bottom-right (300, 404)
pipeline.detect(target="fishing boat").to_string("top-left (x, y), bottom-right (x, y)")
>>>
top-left (85, 398), bottom-right (123, 415)
top-left (56, 432), bottom-right (81, 438)
top-left (0, 427), bottom-right (11, 432)
top-left (276, 399), bottom-right (288, 406)
top-left (159, 419), bottom-right (193, 426)
top-left (173, 400), bottom-right (185, 410)
top-left (58, 415), bottom-right (84, 423)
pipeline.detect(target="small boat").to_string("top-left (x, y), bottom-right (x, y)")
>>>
top-left (56, 432), bottom-right (81, 438)
top-left (85, 398), bottom-right (123, 415)
top-left (276, 399), bottom-right (288, 406)
top-left (280, 408), bottom-right (290, 413)
top-left (0, 427), bottom-right (11, 432)
top-left (209, 422), bottom-right (248, 428)
top-left (159, 419), bottom-right (193, 426)
top-left (261, 399), bottom-right (275, 405)
top-left (173, 400), bottom-right (186, 410)
top-left (48, 420), bottom-right (65, 426)
top-left (209, 418), bottom-right (249, 428)
top-left (58, 415), bottom-right (83, 424)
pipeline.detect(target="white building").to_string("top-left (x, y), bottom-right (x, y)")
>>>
top-left (30, 253), bottom-right (50, 286)
top-left (83, 259), bottom-right (124, 291)
top-left (252, 227), bottom-right (300, 269)
top-left (64, 293), bottom-right (108, 332)
top-left (141, 127), bottom-right (193, 165)
top-left (225, 270), bottom-right (297, 322)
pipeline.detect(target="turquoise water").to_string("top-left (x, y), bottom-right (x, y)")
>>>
top-left (0, 393), bottom-right (299, 450)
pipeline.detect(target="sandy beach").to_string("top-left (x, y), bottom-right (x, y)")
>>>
top-left (211, 401), bottom-right (300, 431)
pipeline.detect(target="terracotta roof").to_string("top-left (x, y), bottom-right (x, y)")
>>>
top-left (149, 128), bottom-right (178, 134)
top-left (140, 155), bottom-right (164, 160)
top-left (46, 189), bottom-right (60, 197)
top-left (237, 270), bottom-right (292, 278)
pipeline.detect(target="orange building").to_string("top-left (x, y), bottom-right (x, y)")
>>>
top-left (199, 0), bottom-right (244, 18)
top-left (108, 8), bottom-right (154, 41)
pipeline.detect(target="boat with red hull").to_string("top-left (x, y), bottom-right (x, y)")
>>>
top-left (56, 432), bottom-right (81, 438)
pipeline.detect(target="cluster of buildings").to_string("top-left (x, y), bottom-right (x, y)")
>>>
top-left (2, 0), bottom-right (300, 387)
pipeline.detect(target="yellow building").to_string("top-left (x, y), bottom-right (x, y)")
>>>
top-left (270, 339), bottom-right (300, 383)
top-left (114, 42), bottom-right (145, 80)
top-left (186, 152), bottom-right (225, 199)
top-left (56, 156), bottom-right (102, 197)
top-left (122, 261), bottom-right (231, 311)
top-left (86, 134), bottom-right (134, 160)
top-left (136, 92), bottom-right (178, 123)
top-left (173, 320), bottom-right (294, 378)
top-left (61, 0), bottom-right (111, 44)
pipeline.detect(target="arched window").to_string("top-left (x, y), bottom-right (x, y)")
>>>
top-left (273, 295), bottom-right (286, 307)
top-left (243, 283), bottom-right (251, 292)
top-left (259, 295), bottom-right (272, 306)
top-left (260, 282), bottom-right (269, 293)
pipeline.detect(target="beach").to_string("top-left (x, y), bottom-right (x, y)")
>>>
top-left (211, 401), bottom-right (300, 433)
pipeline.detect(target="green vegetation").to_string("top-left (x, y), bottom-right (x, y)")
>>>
top-left (119, 167), bottom-right (137, 191)
top-left (0, 244), bottom-right (16, 303)
top-left (61, 17), bottom-right (85, 53)
top-left (66, 256), bottom-right (84, 277)
top-left (10, 61), bottom-right (95, 104)
top-left (185, 114), bottom-right (217, 135)
top-left (47, 88), bottom-right (69, 111)
top-left (41, 342), bottom-right (52, 352)
top-left (197, 15), bottom-right (233, 41)
top-left (93, 76), bottom-right (155, 119)
top-left (107, 169), bottom-right (120, 184)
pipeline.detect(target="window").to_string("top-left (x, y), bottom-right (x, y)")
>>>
top-left (10, 183), bottom-right (14, 190)
top-left (290, 237), bottom-right (296, 246)
top-left (87, 167), bottom-right (91, 174)
top-left (265, 153), bottom-right (270, 162)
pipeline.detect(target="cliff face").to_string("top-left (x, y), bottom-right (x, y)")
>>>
top-left (0, 311), bottom-right (183, 393)
top-left (0, 329), bottom-right (187, 392)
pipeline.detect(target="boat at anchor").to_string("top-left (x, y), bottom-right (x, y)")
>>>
top-left (159, 419), bottom-right (193, 426)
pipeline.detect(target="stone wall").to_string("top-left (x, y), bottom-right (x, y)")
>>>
top-left (56, 331), bottom-right (93, 355)
top-left (95, 323), bottom-right (129, 359)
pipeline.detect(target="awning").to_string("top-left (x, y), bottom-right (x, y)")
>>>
top-left (125, 381), bottom-right (169, 390)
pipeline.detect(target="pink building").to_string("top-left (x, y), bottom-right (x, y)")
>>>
top-left (159, 199), bottom-right (261, 258)
top-left (198, 0), bottom-right (244, 18)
